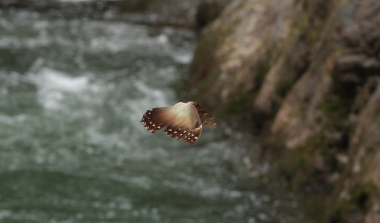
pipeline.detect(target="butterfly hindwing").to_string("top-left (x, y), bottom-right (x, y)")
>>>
top-left (164, 121), bottom-right (202, 145)
top-left (195, 104), bottom-right (218, 127)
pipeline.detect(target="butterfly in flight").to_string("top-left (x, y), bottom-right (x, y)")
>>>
top-left (141, 101), bottom-right (218, 145)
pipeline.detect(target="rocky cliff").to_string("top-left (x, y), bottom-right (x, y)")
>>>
top-left (191, 0), bottom-right (380, 222)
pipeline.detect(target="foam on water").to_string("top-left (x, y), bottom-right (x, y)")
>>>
top-left (30, 68), bottom-right (89, 109)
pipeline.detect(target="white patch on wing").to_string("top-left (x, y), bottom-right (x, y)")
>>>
top-left (166, 102), bottom-right (199, 129)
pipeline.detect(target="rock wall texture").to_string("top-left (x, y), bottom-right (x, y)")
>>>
top-left (190, 0), bottom-right (380, 222)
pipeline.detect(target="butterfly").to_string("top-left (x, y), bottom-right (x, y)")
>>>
top-left (141, 101), bottom-right (218, 145)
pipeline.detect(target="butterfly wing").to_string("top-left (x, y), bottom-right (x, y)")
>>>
top-left (141, 102), bottom-right (202, 145)
top-left (141, 107), bottom-right (172, 133)
top-left (195, 104), bottom-right (218, 127)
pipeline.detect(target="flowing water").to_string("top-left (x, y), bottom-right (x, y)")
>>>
top-left (0, 5), bottom-right (316, 223)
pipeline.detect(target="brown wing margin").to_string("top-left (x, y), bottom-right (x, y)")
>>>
top-left (141, 107), bottom-right (172, 133)
top-left (195, 104), bottom-right (218, 128)
top-left (165, 123), bottom-right (202, 145)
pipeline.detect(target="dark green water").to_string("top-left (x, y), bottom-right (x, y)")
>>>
top-left (0, 6), bottom-right (316, 223)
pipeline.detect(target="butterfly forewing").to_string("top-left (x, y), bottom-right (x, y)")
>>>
top-left (141, 107), bottom-right (172, 133)
top-left (195, 104), bottom-right (218, 127)
top-left (141, 102), bottom-right (203, 145)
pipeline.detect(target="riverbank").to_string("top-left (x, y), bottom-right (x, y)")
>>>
top-left (190, 0), bottom-right (380, 222)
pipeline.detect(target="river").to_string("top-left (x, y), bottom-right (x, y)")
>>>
top-left (0, 3), bottom-right (317, 223)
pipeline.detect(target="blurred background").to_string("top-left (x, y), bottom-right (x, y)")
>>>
top-left (0, 0), bottom-right (320, 223)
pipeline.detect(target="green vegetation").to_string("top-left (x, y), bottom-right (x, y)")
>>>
top-left (318, 96), bottom-right (348, 131)
top-left (351, 181), bottom-right (376, 212)
top-left (334, 47), bottom-right (345, 56)
top-left (255, 60), bottom-right (270, 91)
top-left (276, 79), bottom-right (294, 98)
top-left (271, 132), bottom-right (331, 189)
top-left (329, 181), bottom-right (376, 223)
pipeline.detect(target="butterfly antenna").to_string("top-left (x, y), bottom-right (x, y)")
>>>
top-left (195, 93), bottom-right (213, 105)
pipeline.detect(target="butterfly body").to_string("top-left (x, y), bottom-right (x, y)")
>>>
top-left (141, 101), bottom-right (217, 145)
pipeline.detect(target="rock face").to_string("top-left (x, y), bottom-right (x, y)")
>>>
top-left (195, 0), bottom-right (230, 31)
top-left (190, 0), bottom-right (380, 222)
